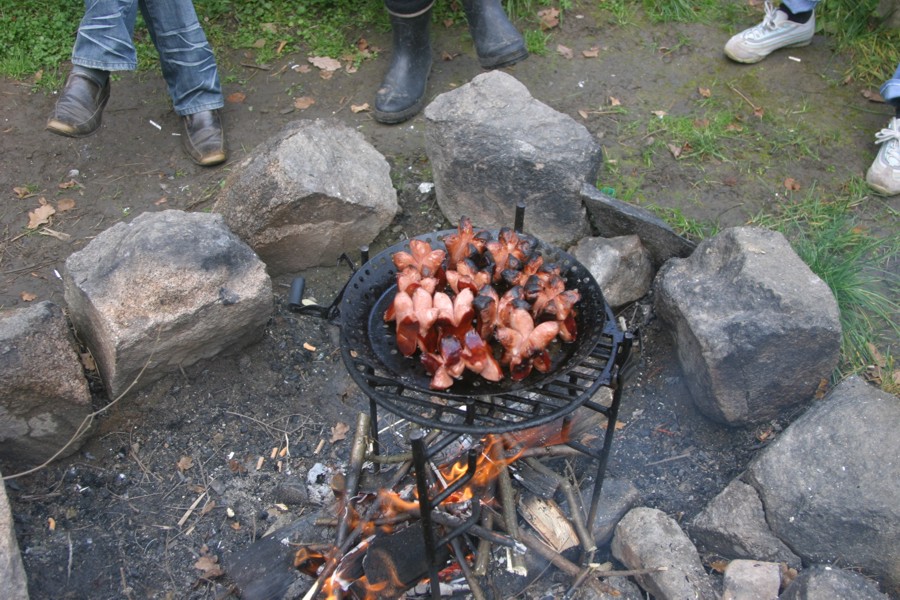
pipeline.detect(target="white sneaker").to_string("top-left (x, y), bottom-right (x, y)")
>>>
top-left (866, 117), bottom-right (900, 196)
top-left (725, 1), bottom-right (815, 64)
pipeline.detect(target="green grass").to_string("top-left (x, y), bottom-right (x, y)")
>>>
top-left (748, 186), bottom-right (899, 387)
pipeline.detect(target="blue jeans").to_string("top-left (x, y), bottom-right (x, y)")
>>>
top-left (71, 0), bottom-right (223, 115)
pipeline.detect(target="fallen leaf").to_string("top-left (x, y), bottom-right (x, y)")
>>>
top-left (293, 96), bottom-right (316, 110)
top-left (330, 421), bottom-right (350, 443)
top-left (698, 86), bottom-right (711, 98)
top-left (319, 70), bottom-right (334, 80)
top-left (230, 521), bottom-right (242, 530)
top-left (201, 500), bottom-right (216, 516)
top-left (194, 555), bottom-right (224, 578)
top-left (578, 109), bottom-right (589, 120)
top-left (27, 203), bottom-right (55, 229)
top-left (608, 97), bottom-right (621, 107)
top-left (350, 103), bottom-right (370, 113)
top-left (667, 143), bottom-right (683, 159)
top-left (723, 175), bottom-right (738, 187)
top-left (356, 38), bottom-right (369, 52)
top-left (276, 40), bottom-right (287, 55)
top-left (441, 50), bottom-right (459, 61)
top-left (57, 198), bottom-right (76, 211)
top-left (252, 38), bottom-right (266, 49)
top-left (651, 110), bottom-right (667, 118)
top-left (176, 455), bottom-right (194, 472)
top-left (538, 7), bottom-right (560, 29)
top-left (725, 123), bottom-right (744, 132)
top-left (867, 342), bottom-right (886, 367)
top-left (693, 118), bottom-right (710, 128)
top-left (345, 64), bottom-right (358, 74)
top-left (80, 352), bottom-right (97, 371)
top-left (292, 64), bottom-right (312, 74)
top-left (13, 186), bottom-right (33, 199)
top-left (20, 291), bottom-right (37, 302)
top-left (48, 517), bottom-right (56, 531)
top-left (783, 177), bottom-right (801, 191)
top-left (582, 47), bottom-right (600, 58)
top-left (814, 378), bottom-right (829, 399)
top-left (58, 179), bottom-right (78, 189)
top-left (154, 197), bottom-right (168, 206)
top-left (709, 559), bottom-right (730, 573)
top-left (227, 92), bottom-right (246, 104)
top-left (861, 89), bottom-right (884, 103)
top-left (556, 44), bottom-right (574, 59)
top-left (260, 22), bottom-right (277, 34)
top-left (753, 106), bottom-right (765, 119)
top-left (442, 18), bottom-right (454, 27)
top-left (308, 56), bottom-right (342, 71)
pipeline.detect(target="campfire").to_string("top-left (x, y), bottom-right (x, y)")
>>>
top-left (281, 210), bottom-right (633, 599)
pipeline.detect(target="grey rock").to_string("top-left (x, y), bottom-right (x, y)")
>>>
top-left (690, 479), bottom-right (800, 568)
top-left (564, 477), bottom-right (640, 548)
top-left (611, 507), bottom-right (717, 600)
top-left (213, 118), bottom-right (398, 275)
top-left (580, 183), bottom-right (696, 267)
top-left (745, 377), bottom-right (900, 594)
top-left (570, 235), bottom-right (654, 307)
top-left (722, 559), bottom-right (781, 600)
top-left (780, 565), bottom-right (890, 600)
top-left (653, 227), bottom-right (841, 425)
top-left (64, 210), bottom-right (272, 399)
top-left (424, 71), bottom-right (597, 248)
top-left (274, 478), bottom-right (309, 505)
top-left (0, 301), bottom-right (92, 467)
top-left (0, 471), bottom-right (29, 600)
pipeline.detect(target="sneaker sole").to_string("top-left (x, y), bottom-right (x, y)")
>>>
top-left (725, 38), bottom-right (813, 64)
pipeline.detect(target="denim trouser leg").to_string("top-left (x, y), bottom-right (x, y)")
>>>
top-left (71, 0), bottom-right (140, 71)
top-left (139, 0), bottom-right (223, 115)
top-left (781, 0), bottom-right (819, 13)
top-left (880, 63), bottom-right (900, 104)
top-left (71, 0), bottom-right (223, 115)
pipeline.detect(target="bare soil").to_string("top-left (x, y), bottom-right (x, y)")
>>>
top-left (2, 5), bottom-right (897, 600)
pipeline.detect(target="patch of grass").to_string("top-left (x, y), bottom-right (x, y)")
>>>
top-left (0, 2), bottom-right (82, 79)
top-left (647, 109), bottom-right (743, 162)
top-left (524, 29), bottom-right (552, 56)
top-left (748, 185), bottom-right (899, 386)
top-left (645, 204), bottom-right (719, 240)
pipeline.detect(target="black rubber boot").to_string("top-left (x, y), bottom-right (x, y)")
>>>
top-left (374, 9), bottom-right (433, 124)
top-left (462, 0), bottom-right (528, 69)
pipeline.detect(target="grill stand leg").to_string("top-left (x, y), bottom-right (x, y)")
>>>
top-left (411, 430), bottom-right (442, 600)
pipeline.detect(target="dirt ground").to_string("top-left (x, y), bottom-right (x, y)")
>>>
top-left (1, 4), bottom-right (898, 600)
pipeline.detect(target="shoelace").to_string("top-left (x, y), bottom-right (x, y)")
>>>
top-left (874, 119), bottom-right (900, 147)
top-left (758, 1), bottom-right (778, 31)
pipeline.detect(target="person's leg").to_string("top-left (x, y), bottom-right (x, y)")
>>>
top-left (461, 0), bottom-right (527, 69)
top-left (139, 0), bottom-right (225, 165)
top-left (47, 0), bottom-right (139, 137)
top-left (138, 0), bottom-right (222, 115)
top-left (866, 63), bottom-right (900, 196)
top-left (373, 0), bottom-right (434, 124)
top-left (724, 0), bottom-right (819, 64)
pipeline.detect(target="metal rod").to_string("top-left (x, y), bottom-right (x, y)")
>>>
top-left (411, 429), bottom-right (441, 600)
top-left (450, 537), bottom-right (487, 600)
top-left (514, 202), bottom-right (526, 232)
top-left (368, 397), bottom-right (380, 473)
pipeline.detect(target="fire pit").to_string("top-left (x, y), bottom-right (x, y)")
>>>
top-left (291, 211), bottom-right (632, 599)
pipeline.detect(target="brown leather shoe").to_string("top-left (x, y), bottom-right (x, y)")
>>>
top-left (46, 72), bottom-right (110, 137)
top-left (182, 110), bottom-right (226, 166)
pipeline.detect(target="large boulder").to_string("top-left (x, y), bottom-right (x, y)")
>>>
top-left (611, 507), bottom-right (717, 600)
top-left (0, 470), bottom-right (29, 600)
top-left (580, 184), bottom-right (696, 267)
top-left (690, 479), bottom-right (800, 568)
top-left (780, 565), bottom-right (891, 599)
top-left (64, 210), bottom-right (272, 399)
top-left (424, 71), bottom-right (598, 248)
top-left (745, 377), bottom-right (900, 594)
top-left (653, 227), bottom-right (841, 425)
top-left (0, 301), bottom-right (92, 467)
top-left (213, 118), bottom-right (398, 275)
top-left (569, 235), bottom-right (654, 308)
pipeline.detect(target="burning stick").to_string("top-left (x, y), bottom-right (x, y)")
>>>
top-left (336, 413), bottom-right (370, 548)
top-left (497, 456), bottom-right (527, 576)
